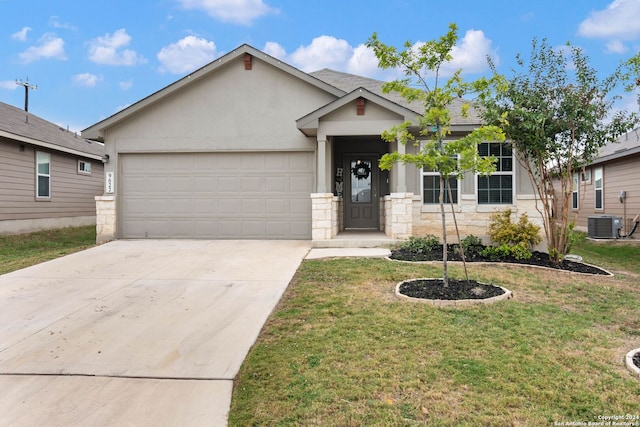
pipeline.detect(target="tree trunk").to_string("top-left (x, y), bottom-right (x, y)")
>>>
top-left (439, 174), bottom-right (448, 287)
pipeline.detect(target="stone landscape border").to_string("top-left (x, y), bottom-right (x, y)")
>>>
top-left (626, 348), bottom-right (640, 379)
top-left (394, 278), bottom-right (513, 307)
top-left (385, 258), bottom-right (614, 277)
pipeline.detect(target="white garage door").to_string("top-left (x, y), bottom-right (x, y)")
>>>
top-left (120, 152), bottom-right (314, 239)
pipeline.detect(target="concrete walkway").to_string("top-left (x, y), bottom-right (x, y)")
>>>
top-left (0, 240), bottom-right (310, 426)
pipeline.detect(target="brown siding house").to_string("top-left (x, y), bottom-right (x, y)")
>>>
top-left (569, 128), bottom-right (640, 237)
top-left (0, 101), bottom-right (104, 234)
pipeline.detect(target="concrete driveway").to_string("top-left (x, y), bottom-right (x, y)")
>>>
top-left (0, 239), bottom-right (310, 426)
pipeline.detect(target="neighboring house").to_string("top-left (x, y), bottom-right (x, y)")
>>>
top-left (83, 44), bottom-right (540, 245)
top-left (0, 101), bottom-right (104, 235)
top-left (568, 128), bottom-right (640, 237)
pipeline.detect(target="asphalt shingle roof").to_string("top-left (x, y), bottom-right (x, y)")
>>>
top-left (0, 101), bottom-right (103, 158)
top-left (309, 68), bottom-right (481, 125)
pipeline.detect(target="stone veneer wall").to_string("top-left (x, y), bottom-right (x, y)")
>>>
top-left (95, 196), bottom-right (116, 244)
top-left (311, 193), bottom-right (339, 241)
top-left (411, 195), bottom-right (544, 243)
top-left (383, 193), bottom-right (414, 240)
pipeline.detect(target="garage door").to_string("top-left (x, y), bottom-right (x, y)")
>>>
top-left (120, 152), bottom-right (314, 239)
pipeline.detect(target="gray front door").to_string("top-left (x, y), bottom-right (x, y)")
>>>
top-left (344, 156), bottom-right (378, 229)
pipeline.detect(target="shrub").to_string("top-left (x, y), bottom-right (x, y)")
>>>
top-left (460, 235), bottom-right (484, 259)
top-left (488, 209), bottom-right (542, 249)
top-left (481, 243), bottom-right (532, 261)
top-left (481, 244), bottom-right (512, 261)
top-left (401, 235), bottom-right (440, 254)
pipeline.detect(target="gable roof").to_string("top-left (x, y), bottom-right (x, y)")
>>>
top-left (0, 101), bottom-right (103, 160)
top-left (310, 68), bottom-right (482, 126)
top-left (296, 87), bottom-right (420, 136)
top-left (593, 128), bottom-right (640, 165)
top-left (82, 44), bottom-right (345, 142)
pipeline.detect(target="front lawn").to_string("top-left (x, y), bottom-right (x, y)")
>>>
top-left (229, 239), bottom-right (640, 426)
top-left (0, 226), bottom-right (96, 275)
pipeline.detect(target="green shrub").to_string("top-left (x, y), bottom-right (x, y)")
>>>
top-left (488, 209), bottom-right (542, 249)
top-left (400, 235), bottom-right (440, 254)
top-left (460, 235), bottom-right (484, 258)
top-left (481, 244), bottom-right (512, 261)
top-left (481, 243), bottom-right (532, 261)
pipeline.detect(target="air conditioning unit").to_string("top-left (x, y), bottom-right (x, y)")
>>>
top-left (587, 215), bottom-right (622, 239)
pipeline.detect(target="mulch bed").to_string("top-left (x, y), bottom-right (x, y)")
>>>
top-left (399, 278), bottom-right (506, 300)
top-left (390, 246), bottom-right (610, 275)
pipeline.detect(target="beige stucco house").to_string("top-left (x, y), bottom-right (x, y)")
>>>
top-left (83, 44), bottom-right (540, 245)
top-left (0, 101), bottom-right (104, 235)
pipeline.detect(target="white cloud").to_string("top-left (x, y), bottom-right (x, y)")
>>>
top-left (263, 41), bottom-right (286, 60)
top-left (440, 29), bottom-right (499, 75)
top-left (265, 31), bottom-right (496, 81)
top-left (605, 40), bottom-right (628, 54)
top-left (18, 33), bottom-right (66, 63)
top-left (88, 29), bottom-right (146, 66)
top-left (72, 73), bottom-right (103, 87)
top-left (0, 80), bottom-right (19, 90)
top-left (177, 0), bottom-right (276, 25)
top-left (288, 36), bottom-right (353, 72)
top-left (49, 16), bottom-right (77, 31)
top-left (157, 36), bottom-right (218, 74)
top-left (119, 79), bottom-right (134, 90)
top-left (11, 26), bottom-right (31, 41)
top-left (346, 44), bottom-right (384, 77)
top-left (578, 0), bottom-right (640, 40)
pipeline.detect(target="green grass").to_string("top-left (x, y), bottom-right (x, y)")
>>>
top-left (0, 226), bottom-right (96, 275)
top-left (229, 241), bottom-right (640, 426)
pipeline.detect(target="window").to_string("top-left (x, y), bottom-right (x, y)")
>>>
top-left (594, 167), bottom-right (603, 210)
top-left (572, 172), bottom-right (579, 210)
top-left (423, 172), bottom-right (457, 204)
top-left (477, 142), bottom-right (513, 204)
top-left (581, 168), bottom-right (591, 183)
top-left (36, 151), bottom-right (50, 199)
top-left (78, 160), bottom-right (92, 174)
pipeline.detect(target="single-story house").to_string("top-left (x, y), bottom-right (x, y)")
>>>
top-left (0, 101), bottom-right (104, 235)
top-left (569, 128), bottom-right (640, 238)
top-left (83, 44), bottom-right (541, 245)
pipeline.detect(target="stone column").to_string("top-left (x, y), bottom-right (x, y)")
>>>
top-left (95, 195), bottom-right (116, 244)
top-left (385, 192), bottom-right (413, 240)
top-left (311, 193), bottom-right (334, 240)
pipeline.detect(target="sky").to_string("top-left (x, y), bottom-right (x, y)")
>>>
top-left (1, 0), bottom-right (640, 134)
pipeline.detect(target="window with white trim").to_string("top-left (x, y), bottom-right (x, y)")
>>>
top-left (594, 167), bottom-right (603, 210)
top-left (78, 160), bottom-right (91, 174)
top-left (572, 172), bottom-right (579, 210)
top-left (36, 151), bottom-right (50, 199)
top-left (477, 142), bottom-right (513, 204)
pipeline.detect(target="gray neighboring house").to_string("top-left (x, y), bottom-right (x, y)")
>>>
top-left (83, 44), bottom-right (540, 245)
top-left (0, 101), bottom-right (104, 235)
top-left (568, 128), bottom-right (640, 236)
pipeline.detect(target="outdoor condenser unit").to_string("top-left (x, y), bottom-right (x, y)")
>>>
top-left (587, 215), bottom-right (622, 239)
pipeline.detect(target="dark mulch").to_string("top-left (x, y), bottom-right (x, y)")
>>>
top-left (634, 351), bottom-right (640, 370)
top-left (399, 278), bottom-right (505, 300)
top-left (390, 246), bottom-right (610, 275)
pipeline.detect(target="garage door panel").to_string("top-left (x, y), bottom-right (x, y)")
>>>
top-left (241, 176), bottom-right (264, 192)
top-left (121, 153), bottom-right (313, 239)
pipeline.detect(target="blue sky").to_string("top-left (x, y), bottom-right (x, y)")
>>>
top-left (1, 0), bottom-right (640, 133)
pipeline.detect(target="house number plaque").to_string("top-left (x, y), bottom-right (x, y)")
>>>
top-left (105, 171), bottom-right (114, 194)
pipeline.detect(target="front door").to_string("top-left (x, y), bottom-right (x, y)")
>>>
top-left (344, 156), bottom-right (378, 229)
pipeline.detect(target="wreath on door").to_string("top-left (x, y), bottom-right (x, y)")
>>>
top-left (351, 161), bottom-right (371, 180)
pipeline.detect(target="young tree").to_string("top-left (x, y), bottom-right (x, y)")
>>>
top-left (367, 24), bottom-right (505, 287)
top-left (478, 39), bottom-right (640, 263)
